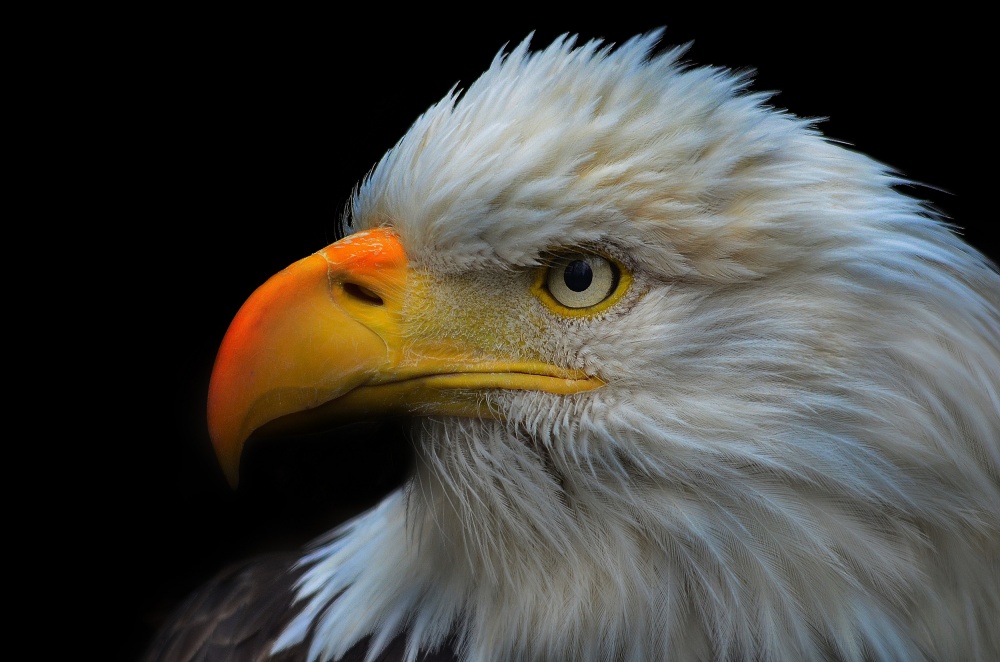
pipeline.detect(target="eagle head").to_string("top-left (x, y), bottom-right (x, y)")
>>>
top-left (204, 33), bottom-right (999, 661)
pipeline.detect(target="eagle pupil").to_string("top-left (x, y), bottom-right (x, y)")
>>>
top-left (564, 260), bottom-right (593, 292)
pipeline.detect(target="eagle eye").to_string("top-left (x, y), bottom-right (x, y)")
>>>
top-left (542, 253), bottom-right (622, 311)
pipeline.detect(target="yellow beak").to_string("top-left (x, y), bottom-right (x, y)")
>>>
top-left (207, 228), bottom-right (602, 486)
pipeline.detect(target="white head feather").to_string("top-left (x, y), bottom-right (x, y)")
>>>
top-left (275, 32), bottom-right (1000, 661)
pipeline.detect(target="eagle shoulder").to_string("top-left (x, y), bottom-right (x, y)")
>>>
top-left (143, 552), bottom-right (460, 661)
top-left (143, 553), bottom-right (307, 661)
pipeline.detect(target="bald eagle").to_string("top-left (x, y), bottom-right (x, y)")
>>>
top-left (146, 32), bottom-right (1000, 661)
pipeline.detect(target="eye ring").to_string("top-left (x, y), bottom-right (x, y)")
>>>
top-left (532, 251), bottom-right (630, 316)
top-left (547, 254), bottom-right (617, 308)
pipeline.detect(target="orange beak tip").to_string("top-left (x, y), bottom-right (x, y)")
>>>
top-left (221, 461), bottom-right (241, 490)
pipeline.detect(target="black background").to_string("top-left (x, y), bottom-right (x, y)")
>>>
top-left (68, 11), bottom-right (990, 660)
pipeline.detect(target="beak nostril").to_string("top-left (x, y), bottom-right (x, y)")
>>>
top-left (343, 282), bottom-right (384, 306)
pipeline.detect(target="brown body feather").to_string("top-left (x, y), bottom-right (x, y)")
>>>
top-left (145, 555), bottom-right (459, 662)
